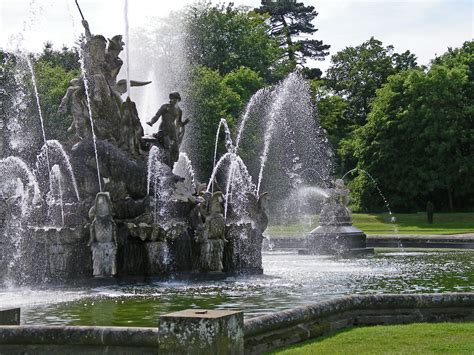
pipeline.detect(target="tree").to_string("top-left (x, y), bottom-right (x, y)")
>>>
top-left (38, 42), bottom-right (80, 72)
top-left (348, 44), bottom-right (473, 212)
top-left (310, 80), bottom-right (348, 150)
top-left (184, 2), bottom-right (285, 81)
top-left (184, 66), bottom-right (263, 179)
top-left (255, 0), bottom-right (329, 71)
top-left (326, 37), bottom-right (417, 127)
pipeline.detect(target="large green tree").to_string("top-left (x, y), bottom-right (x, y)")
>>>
top-left (348, 42), bottom-right (473, 212)
top-left (184, 2), bottom-right (286, 81)
top-left (326, 37), bottom-right (417, 127)
top-left (184, 65), bottom-right (265, 179)
top-left (255, 0), bottom-right (329, 73)
top-left (34, 44), bottom-right (80, 143)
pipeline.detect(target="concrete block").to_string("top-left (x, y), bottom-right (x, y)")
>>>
top-left (0, 308), bottom-right (20, 325)
top-left (160, 309), bottom-right (244, 355)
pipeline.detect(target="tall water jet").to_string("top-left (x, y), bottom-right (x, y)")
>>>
top-left (78, 52), bottom-right (102, 192)
top-left (26, 56), bottom-right (51, 187)
top-left (124, 0), bottom-right (131, 100)
top-left (211, 118), bottom-right (234, 193)
top-left (256, 81), bottom-right (285, 194)
top-left (342, 168), bottom-right (394, 218)
top-left (235, 88), bottom-right (269, 151)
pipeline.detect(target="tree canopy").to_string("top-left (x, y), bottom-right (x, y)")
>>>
top-left (184, 2), bottom-right (287, 81)
top-left (255, 0), bottom-right (329, 72)
top-left (347, 41), bottom-right (473, 212)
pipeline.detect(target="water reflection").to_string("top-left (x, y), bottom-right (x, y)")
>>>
top-left (11, 250), bottom-right (474, 326)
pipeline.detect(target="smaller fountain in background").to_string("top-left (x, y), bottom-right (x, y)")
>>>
top-left (301, 179), bottom-right (373, 256)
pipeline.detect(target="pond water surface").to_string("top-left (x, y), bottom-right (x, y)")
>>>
top-left (2, 250), bottom-right (472, 327)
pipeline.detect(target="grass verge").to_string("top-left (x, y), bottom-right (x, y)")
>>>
top-left (269, 322), bottom-right (474, 354)
top-left (266, 212), bottom-right (474, 236)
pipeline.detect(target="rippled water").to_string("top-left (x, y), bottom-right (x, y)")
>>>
top-left (2, 250), bottom-right (473, 326)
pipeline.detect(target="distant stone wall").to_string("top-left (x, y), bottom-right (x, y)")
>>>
top-left (244, 293), bottom-right (474, 354)
top-left (0, 293), bottom-right (473, 354)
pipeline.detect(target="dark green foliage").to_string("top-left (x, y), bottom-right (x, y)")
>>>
top-left (184, 65), bottom-right (264, 179)
top-left (38, 42), bottom-right (80, 72)
top-left (33, 57), bottom-right (79, 142)
top-left (324, 37), bottom-right (418, 176)
top-left (348, 41), bottom-right (473, 212)
top-left (326, 37), bottom-right (418, 127)
top-left (222, 67), bottom-right (265, 103)
top-left (255, 0), bottom-right (329, 72)
top-left (184, 2), bottom-right (285, 81)
top-left (311, 80), bottom-right (349, 150)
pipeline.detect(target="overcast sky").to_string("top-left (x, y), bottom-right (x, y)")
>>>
top-left (1, 0), bottom-right (472, 72)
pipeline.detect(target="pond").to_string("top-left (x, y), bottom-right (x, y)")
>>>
top-left (2, 249), bottom-right (473, 327)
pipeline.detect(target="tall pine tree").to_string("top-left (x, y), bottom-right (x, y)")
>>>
top-left (255, 0), bottom-right (329, 75)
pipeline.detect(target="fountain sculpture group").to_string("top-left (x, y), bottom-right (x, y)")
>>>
top-left (0, 14), bottom-right (373, 286)
top-left (0, 20), bottom-right (267, 285)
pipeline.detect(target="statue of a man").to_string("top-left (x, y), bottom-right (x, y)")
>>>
top-left (146, 92), bottom-right (185, 166)
top-left (58, 77), bottom-right (91, 141)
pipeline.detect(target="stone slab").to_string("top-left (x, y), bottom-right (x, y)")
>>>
top-left (160, 309), bottom-right (244, 354)
top-left (0, 308), bottom-right (20, 325)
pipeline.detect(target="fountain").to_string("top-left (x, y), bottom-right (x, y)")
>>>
top-left (300, 179), bottom-right (374, 256)
top-left (0, 11), bottom-right (272, 285)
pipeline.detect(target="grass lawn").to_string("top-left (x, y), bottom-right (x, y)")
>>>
top-left (270, 322), bottom-right (474, 354)
top-left (266, 212), bottom-right (474, 236)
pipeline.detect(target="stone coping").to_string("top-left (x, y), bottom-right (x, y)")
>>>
top-left (264, 234), bottom-right (474, 249)
top-left (0, 326), bottom-right (159, 347)
top-left (244, 293), bottom-right (474, 337)
top-left (1, 293), bottom-right (473, 353)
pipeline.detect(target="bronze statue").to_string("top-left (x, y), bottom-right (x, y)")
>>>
top-left (147, 92), bottom-right (187, 166)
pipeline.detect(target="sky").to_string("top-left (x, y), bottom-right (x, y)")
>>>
top-left (0, 0), bottom-right (472, 73)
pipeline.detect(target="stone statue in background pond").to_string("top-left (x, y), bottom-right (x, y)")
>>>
top-left (88, 192), bottom-right (117, 277)
top-left (147, 92), bottom-right (189, 167)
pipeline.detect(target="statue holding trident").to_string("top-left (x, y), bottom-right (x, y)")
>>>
top-left (146, 92), bottom-right (189, 167)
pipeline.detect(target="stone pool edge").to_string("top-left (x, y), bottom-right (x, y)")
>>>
top-left (1, 293), bottom-right (473, 354)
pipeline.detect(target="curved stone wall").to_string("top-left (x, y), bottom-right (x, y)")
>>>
top-left (0, 293), bottom-right (473, 354)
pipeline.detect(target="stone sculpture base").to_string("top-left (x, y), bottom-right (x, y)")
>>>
top-left (300, 225), bottom-right (374, 256)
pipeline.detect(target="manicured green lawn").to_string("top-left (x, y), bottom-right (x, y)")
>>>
top-left (266, 212), bottom-right (474, 236)
top-left (270, 322), bottom-right (474, 354)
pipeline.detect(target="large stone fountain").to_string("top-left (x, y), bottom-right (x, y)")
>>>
top-left (0, 20), bottom-right (267, 285)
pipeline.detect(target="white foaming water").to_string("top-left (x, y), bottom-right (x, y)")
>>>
top-left (235, 88), bottom-right (269, 150)
top-left (0, 156), bottom-right (41, 207)
top-left (296, 186), bottom-right (329, 199)
top-left (211, 118), bottom-right (236, 194)
top-left (36, 140), bottom-right (81, 202)
top-left (173, 152), bottom-right (197, 191)
top-left (206, 152), bottom-right (233, 192)
top-left (49, 164), bottom-right (65, 227)
top-left (256, 77), bottom-right (287, 194)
